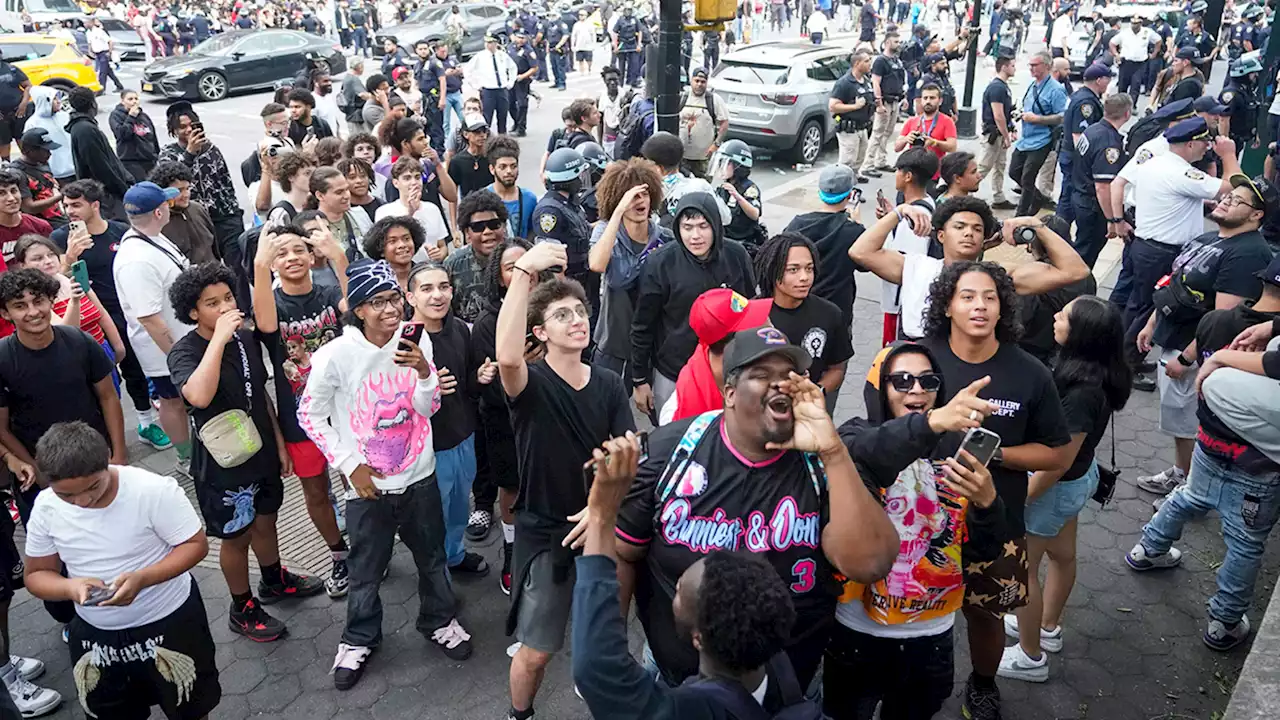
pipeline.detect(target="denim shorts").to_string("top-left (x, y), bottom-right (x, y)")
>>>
top-left (1025, 461), bottom-right (1099, 538)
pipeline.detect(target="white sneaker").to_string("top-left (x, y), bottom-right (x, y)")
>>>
top-left (4, 673), bottom-right (62, 718)
top-left (997, 643), bottom-right (1049, 683)
top-left (1204, 615), bottom-right (1251, 652)
top-left (1002, 615), bottom-right (1063, 653)
top-left (7, 657), bottom-right (41, 682)
top-left (1137, 467), bottom-right (1185, 495)
top-left (1125, 543), bottom-right (1183, 571)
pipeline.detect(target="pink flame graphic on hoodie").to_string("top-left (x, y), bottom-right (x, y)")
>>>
top-left (349, 369), bottom-right (431, 475)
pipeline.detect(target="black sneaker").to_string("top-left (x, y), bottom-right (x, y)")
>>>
top-left (449, 551), bottom-right (491, 578)
top-left (228, 598), bottom-right (286, 642)
top-left (501, 541), bottom-right (513, 596)
top-left (326, 555), bottom-right (349, 599)
top-left (430, 618), bottom-right (473, 661)
top-left (991, 199), bottom-right (1016, 210)
top-left (465, 510), bottom-right (493, 541)
top-left (1133, 372), bottom-right (1157, 392)
top-left (331, 643), bottom-right (373, 691)
top-left (961, 674), bottom-right (1003, 720)
top-left (863, 168), bottom-right (882, 178)
top-left (259, 568), bottom-right (327, 604)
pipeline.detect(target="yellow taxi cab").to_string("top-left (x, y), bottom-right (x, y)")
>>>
top-left (0, 34), bottom-right (102, 94)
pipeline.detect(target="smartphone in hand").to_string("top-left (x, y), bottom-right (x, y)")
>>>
top-left (583, 432), bottom-right (650, 492)
top-left (398, 322), bottom-right (424, 355)
top-left (70, 260), bottom-right (90, 293)
top-left (954, 427), bottom-right (1001, 469)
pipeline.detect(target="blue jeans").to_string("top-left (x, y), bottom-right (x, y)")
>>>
top-left (443, 90), bottom-right (465, 142)
top-left (435, 434), bottom-right (476, 567)
top-left (1140, 445), bottom-right (1280, 625)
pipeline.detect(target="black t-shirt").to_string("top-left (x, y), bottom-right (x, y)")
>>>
top-left (981, 77), bottom-right (1013, 134)
top-left (352, 195), bottom-right (384, 220)
top-left (921, 338), bottom-right (1071, 537)
top-left (768, 296), bottom-right (854, 383)
top-left (1194, 303), bottom-right (1280, 472)
top-left (427, 314), bottom-right (476, 451)
top-left (1018, 275), bottom-right (1097, 365)
top-left (1059, 382), bottom-right (1112, 482)
top-left (287, 116), bottom-right (334, 147)
top-left (1155, 230), bottom-right (1273, 350)
top-left (0, 327), bottom-right (114, 453)
top-left (168, 328), bottom-right (281, 486)
top-left (0, 62), bottom-right (28, 113)
top-left (50, 221), bottom-right (130, 320)
top-left (860, 3), bottom-right (876, 27)
top-left (830, 72), bottom-right (874, 126)
top-left (616, 414), bottom-right (836, 686)
top-left (506, 362), bottom-right (634, 525)
top-left (871, 54), bottom-right (905, 98)
top-left (266, 283), bottom-right (343, 443)
top-left (448, 148), bottom-right (495, 200)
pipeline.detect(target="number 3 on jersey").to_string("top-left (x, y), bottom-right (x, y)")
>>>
top-left (790, 558), bottom-right (817, 594)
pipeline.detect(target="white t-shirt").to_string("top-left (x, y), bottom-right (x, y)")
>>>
top-left (880, 201), bottom-right (934, 314)
top-left (1050, 16), bottom-right (1074, 50)
top-left (25, 467), bottom-right (203, 630)
top-left (247, 179), bottom-right (285, 225)
top-left (572, 21), bottom-right (596, 52)
top-left (112, 231), bottom-right (193, 377)
top-left (899, 254), bottom-right (944, 339)
top-left (314, 91), bottom-right (346, 139)
top-left (836, 592), bottom-right (956, 638)
top-left (375, 200), bottom-right (451, 260)
top-left (807, 10), bottom-right (829, 34)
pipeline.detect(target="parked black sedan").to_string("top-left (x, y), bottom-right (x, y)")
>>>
top-left (141, 29), bottom-right (345, 101)
top-left (374, 2), bottom-right (507, 59)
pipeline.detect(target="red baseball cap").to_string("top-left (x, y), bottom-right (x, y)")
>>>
top-left (688, 288), bottom-right (773, 346)
top-left (392, 66), bottom-right (411, 80)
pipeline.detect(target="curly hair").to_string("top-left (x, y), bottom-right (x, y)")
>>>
top-left (344, 132), bottom-right (380, 159)
top-left (336, 157), bottom-right (375, 184)
top-left (0, 267), bottom-right (59, 307)
top-left (595, 158), bottom-right (664, 219)
top-left (60, 179), bottom-right (104, 204)
top-left (313, 136), bottom-right (344, 167)
top-left (363, 215), bottom-right (426, 260)
top-left (481, 237), bottom-right (532, 307)
top-left (456, 189), bottom-right (509, 234)
top-left (921, 260), bottom-right (1022, 343)
top-left (484, 134), bottom-right (520, 167)
top-left (0, 168), bottom-right (24, 193)
top-left (286, 87), bottom-right (316, 108)
top-left (696, 552), bottom-right (795, 673)
top-left (379, 117), bottom-right (421, 155)
top-left (640, 131), bottom-right (684, 171)
top-left (168, 263), bottom-right (238, 325)
top-left (306, 167), bottom-right (345, 210)
top-left (528, 277), bottom-right (588, 328)
top-left (752, 232), bottom-right (819, 299)
top-left (165, 104), bottom-right (200, 135)
top-left (932, 196), bottom-right (997, 241)
top-left (147, 161), bottom-right (193, 189)
top-left (67, 86), bottom-right (96, 114)
top-left (276, 151), bottom-right (317, 193)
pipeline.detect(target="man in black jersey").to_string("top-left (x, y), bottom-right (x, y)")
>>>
top-left (615, 325), bottom-right (897, 691)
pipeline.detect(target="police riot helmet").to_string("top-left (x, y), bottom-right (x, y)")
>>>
top-left (577, 142), bottom-right (610, 173)
top-left (546, 147), bottom-right (588, 193)
top-left (709, 139), bottom-right (754, 182)
top-left (1243, 4), bottom-right (1265, 19)
top-left (1231, 51), bottom-right (1264, 77)
top-left (1190, 0), bottom-right (1208, 14)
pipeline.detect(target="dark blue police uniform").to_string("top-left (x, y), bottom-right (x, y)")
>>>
top-left (533, 190), bottom-right (596, 313)
top-left (546, 20), bottom-right (569, 89)
top-left (509, 41), bottom-right (538, 135)
top-left (1070, 119), bottom-right (1126, 267)
top-left (1059, 85), bottom-right (1104, 224)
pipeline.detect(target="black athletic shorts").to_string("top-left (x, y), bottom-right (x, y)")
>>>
top-left (67, 579), bottom-right (220, 720)
top-left (193, 474), bottom-right (284, 540)
top-left (0, 498), bottom-right (23, 603)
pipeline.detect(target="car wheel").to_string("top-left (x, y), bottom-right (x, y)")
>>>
top-left (197, 71), bottom-right (227, 102)
top-left (791, 119), bottom-right (823, 164)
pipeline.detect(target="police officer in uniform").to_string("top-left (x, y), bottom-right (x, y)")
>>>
top-left (1112, 116), bottom-right (1240, 385)
top-left (545, 11), bottom-right (570, 90)
top-left (1228, 10), bottom-right (1256, 60)
top-left (1250, 6), bottom-right (1270, 55)
top-left (901, 25), bottom-right (930, 111)
top-left (506, 6), bottom-right (523, 38)
top-left (577, 141), bottom-right (609, 224)
top-left (1176, 11), bottom-right (1217, 82)
top-left (524, 6), bottom-right (548, 83)
top-left (709, 140), bottom-right (766, 259)
top-left (1058, 63), bottom-right (1109, 224)
top-left (830, 50), bottom-right (877, 180)
top-left (917, 52), bottom-right (956, 117)
top-left (1219, 53), bottom-right (1262, 154)
top-left (1147, 11), bottom-right (1176, 95)
top-left (508, 30), bottom-right (539, 136)
top-left (1071, 92), bottom-right (1130, 267)
top-left (613, 4), bottom-right (644, 88)
top-left (866, 31), bottom-right (907, 172)
top-left (534, 147), bottom-right (596, 311)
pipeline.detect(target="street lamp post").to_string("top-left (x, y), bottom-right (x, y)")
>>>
top-left (956, 0), bottom-right (985, 138)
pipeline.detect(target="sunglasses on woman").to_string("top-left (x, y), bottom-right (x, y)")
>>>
top-left (887, 371), bottom-right (942, 393)
top-left (467, 218), bottom-right (505, 233)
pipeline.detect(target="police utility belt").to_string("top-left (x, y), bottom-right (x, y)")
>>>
top-left (835, 114), bottom-right (872, 133)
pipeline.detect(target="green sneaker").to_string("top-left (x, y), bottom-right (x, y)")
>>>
top-left (137, 423), bottom-right (172, 450)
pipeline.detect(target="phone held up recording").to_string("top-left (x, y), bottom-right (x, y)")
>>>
top-left (583, 432), bottom-right (650, 491)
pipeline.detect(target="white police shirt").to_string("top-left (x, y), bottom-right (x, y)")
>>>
top-left (1117, 148), bottom-right (1220, 246)
top-left (1119, 135), bottom-right (1170, 209)
top-left (1113, 27), bottom-right (1159, 63)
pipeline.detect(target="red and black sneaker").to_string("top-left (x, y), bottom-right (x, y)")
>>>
top-left (258, 568), bottom-right (327, 604)
top-left (228, 598), bottom-right (286, 642)
top-left (500, 541), bottom-right (513, 596)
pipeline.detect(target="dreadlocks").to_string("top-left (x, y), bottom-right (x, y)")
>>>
top-left (751, 232), bottom-right (820, 299)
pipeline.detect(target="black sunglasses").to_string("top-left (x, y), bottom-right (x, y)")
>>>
top-left (887, 371), bottom-right (942, 393)
top-left (467, 218), bottom-right (505, 233)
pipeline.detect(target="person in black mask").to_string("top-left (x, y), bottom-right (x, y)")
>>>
top-left (533, 147), bottom-right (596, 313)
top-left (709, 139), bottom-right (766, 260)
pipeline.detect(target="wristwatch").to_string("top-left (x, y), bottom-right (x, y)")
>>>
top-left (1176, 353), bottom-right (1195, 367)
top-left (991, 447), bottom-right (1004, 466)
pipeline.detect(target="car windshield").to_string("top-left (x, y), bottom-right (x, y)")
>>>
top-left (188, 33), bottom-right (241, 55)
top-left (408, 6), bottom-right (451, 23)
top-left (24, 0), bottom-right (79, 12)
top-left (713, 61), bottom-right (790, 85)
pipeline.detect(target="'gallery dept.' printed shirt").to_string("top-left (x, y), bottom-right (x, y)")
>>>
top-left (616, 411), bottom-right (837, 685)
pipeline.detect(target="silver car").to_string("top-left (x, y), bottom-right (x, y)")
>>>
top-left (709, 41), bottom-right (854, 164)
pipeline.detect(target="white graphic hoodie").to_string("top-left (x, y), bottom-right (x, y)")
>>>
top-left (297, 323), bottom-right (441, 496)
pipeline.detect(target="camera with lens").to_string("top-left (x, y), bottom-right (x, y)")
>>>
top-left (1013, 225), bottom-right (1037, 245)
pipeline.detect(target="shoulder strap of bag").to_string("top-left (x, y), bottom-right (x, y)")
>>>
top-left (656, 410), bottom-right (721, 502)
top-left (124, 229), bottom-right (186, 272)
top-left (686, 680), bottom-right (772, 720)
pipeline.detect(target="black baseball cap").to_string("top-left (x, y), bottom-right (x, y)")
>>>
top-left (722, 326), bottom-right (812, 377)
top-left (1230, 173), bottom-right (1280, 218)
top-left (1257, 253), bottom-right (1280, 288)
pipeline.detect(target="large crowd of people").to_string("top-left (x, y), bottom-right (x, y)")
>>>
top-left (0, 0), bottom-right (1275, 719)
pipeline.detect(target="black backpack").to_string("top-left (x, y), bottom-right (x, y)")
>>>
top-left (682, 654), bottom-right (823, 720)
top-left (614, 101), bottom-right (656, 162)
top-left (678, 89), bottom-right (719, 128)
top-left (1124, 98), bottom-right (1194, 157)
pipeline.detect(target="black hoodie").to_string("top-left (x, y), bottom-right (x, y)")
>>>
top-left (66, 111), bottom-right (135, 198)
top-left (838, 342), bottom-right (1008, 560)
top-left (108, 103), bottom-right (160, 167)
top-left (783, 210), bottom-right (865, 328)
top-left (630, 191), bottom-right (754, 385)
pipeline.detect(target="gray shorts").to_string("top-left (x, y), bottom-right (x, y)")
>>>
top-left (515, 551), bottom-right (576, 653)
top-left (1158, 348), bottom-right (1199, 439)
